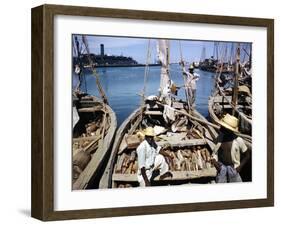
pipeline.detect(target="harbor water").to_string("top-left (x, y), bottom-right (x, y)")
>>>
top-left (74, 64), bottom-right (216, 126)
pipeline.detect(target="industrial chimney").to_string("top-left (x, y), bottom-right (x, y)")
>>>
top-left (100, 44), bottom-right (104, 56)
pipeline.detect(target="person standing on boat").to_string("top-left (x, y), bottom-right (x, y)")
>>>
top-left (136, 127), bottom-right (173, 187)
top-left (210, 114), bottom-right (250, 183)
top-left (184, 64), bottom-right (200, 108)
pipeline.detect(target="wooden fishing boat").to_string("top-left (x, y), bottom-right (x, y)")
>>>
top-left (101, 39), bottom-right (219, 189)
top-left (208, 82), bottom-right (252, 136)
top-left (72, 35), bottom-right (117, 189)
top-left (72, 93), bottom-right (117, 189)
top-left (208, 45), bottom-right (252, 145)
top-left (105, 101), bottom-right (218, 188)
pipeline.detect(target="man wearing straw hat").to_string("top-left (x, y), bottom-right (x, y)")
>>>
top-left (211, 113), bottom-right (250, 183)
top-left (136, 127), bottom-right (173, 187)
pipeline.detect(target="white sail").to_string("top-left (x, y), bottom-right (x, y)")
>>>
top-left (73, 106), bottom-right (79, 128)
top-left (157, 40), bottom-right (171, 93)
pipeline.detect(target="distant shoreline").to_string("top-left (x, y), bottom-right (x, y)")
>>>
top-left (84, 63), bottom-right (161, 69)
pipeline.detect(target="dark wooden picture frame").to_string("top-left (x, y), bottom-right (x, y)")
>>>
top-left (31, 4), bottom-right (274, 221)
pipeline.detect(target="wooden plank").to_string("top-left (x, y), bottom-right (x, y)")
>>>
top-left (118, 136), bottom-right (128, 154)
top-left (78, 106), bottom-right (104, 112)
top-left (218, 104), bottom-right (251, 109)
top-left (31, 5), bottom-right (44, 220)
top-left (157, 138), bottom-right (206, 147)
top-left (115, 153), bottom-right (127, 173)
top-left (172, 102), bottom-right (184, 109)
top-left (112, 168), bottom-right (217, 182)
top-left (125, 134), bottom-right (141, 149)
top-left (213, 95), bottom-right (232, 103)
top-left (144, 110), bottom-right (163, 115)
top-left (128, 115), bottom-right (142, 135)
top-left (73, 136), bottom-right (95, 142)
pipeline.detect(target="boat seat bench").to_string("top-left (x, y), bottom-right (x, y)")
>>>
top-left (144, 110), bottom-right (163, 115)
top-left (156, 138), bottom-right (206, 147)
top-left (112, 168), bottom-right (217, 182)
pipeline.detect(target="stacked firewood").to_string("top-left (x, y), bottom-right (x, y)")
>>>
top-left (73, 138), bottom-right (93, 154)
top-left (163, 146), bottom-right (213, 172)
top-left (73, 117), bottom-right (107, 155)
top-left (115, 151), bottom-right (138, 174)
top-left (72, 117), bottom-right (108, 184)
top-left (81, 120), bottom-right (101, 137)
top-left (115, 145), bottom-right (213, 176)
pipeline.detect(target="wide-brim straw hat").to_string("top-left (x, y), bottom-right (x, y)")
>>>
top-left (218, 113), bottom-right (239, 132)
top-left (144, 127), bottom-right (155, 137)
top-left (238, 85), bottom-right (251, 96)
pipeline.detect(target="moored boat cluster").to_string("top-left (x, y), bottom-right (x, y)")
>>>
top-left (72, 36), bottom-right (252, 190)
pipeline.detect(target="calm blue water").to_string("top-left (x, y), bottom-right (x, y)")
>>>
top-left (74, 64), bottom-right (216, 126)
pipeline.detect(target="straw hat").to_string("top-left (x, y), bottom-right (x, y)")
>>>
top-left (144, 127), bottom-right (155, 137)
top-left (218, 113), bottom-right (239, 132)
top-left (238, 85), bottom-right (251, 96)
top-left (171, 83), bottom-right (178, 94)
top-left (189, 64), bottom-right (194, 70)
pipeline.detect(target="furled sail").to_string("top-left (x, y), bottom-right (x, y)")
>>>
top-left (157, 40), bottom-right (171, 94)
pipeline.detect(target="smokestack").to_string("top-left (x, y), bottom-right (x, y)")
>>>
top-left (100, 44), bottom-right (104, 56)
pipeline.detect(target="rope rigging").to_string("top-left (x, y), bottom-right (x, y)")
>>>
top-left (141, 39), bottom-right (151, 105)
top-left (81, 35), bottom-right (109, 104)
top-left (178, 41), bottom-right (191, 111)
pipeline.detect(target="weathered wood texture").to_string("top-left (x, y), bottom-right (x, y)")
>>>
top-left (32, 5), bottom-right (54, 221)
top-left (157, 139), bottom-right (206, 147)
top-left (32, 5), bottom-right (44, 220)
top-left (112, 168), bottom-right (217, 182)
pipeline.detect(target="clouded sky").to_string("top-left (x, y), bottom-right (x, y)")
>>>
top-left (73, 35), bottom-right (251, 64)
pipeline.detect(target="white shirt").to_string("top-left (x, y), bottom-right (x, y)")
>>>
top-left (187, 72), bottom-right (200, 90)
top-left (136, 140), bottom-right (161, 170)
top-left (162, 83), bottom-right (171, 97)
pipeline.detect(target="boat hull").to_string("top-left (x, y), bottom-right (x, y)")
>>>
top-left (72, 95), bottom-right (117, 190)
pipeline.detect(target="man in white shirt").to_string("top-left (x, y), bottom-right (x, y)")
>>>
top-left (186, 65), bottom-right (200, 108)
top-left (210, 114), bottom-right (250, 183)
top-left (136, 127), bottom-right (172, 187)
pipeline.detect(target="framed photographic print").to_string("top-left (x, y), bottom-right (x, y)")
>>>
top-left (31, 4), bottom-right (274, 221)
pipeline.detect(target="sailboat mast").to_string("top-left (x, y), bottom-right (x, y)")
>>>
top-left (179, 41), bottom-right (190, 110)
top-left (82, 36), bottom-right (108, 104)
top-left (157, 40), bottom-right (171, 95)
top-left (141, 39), bottom-right (151, 105)
top-left (73, 36), bottom-right (83, 91)
top-left (232, 44), bottom-right (240, 115)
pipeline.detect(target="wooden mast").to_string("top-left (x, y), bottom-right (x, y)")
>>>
top-left (232, 44), bottom-right (240, 115)
top-left (179, 41), bottom-right (191, 111)
top-left (82, 35), bottom-right (109, 104)
top-left (141, 39), bottom-right (151, 105)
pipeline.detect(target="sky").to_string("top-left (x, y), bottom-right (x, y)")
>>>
top-left (73, 35), bottom-right (251, 64)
